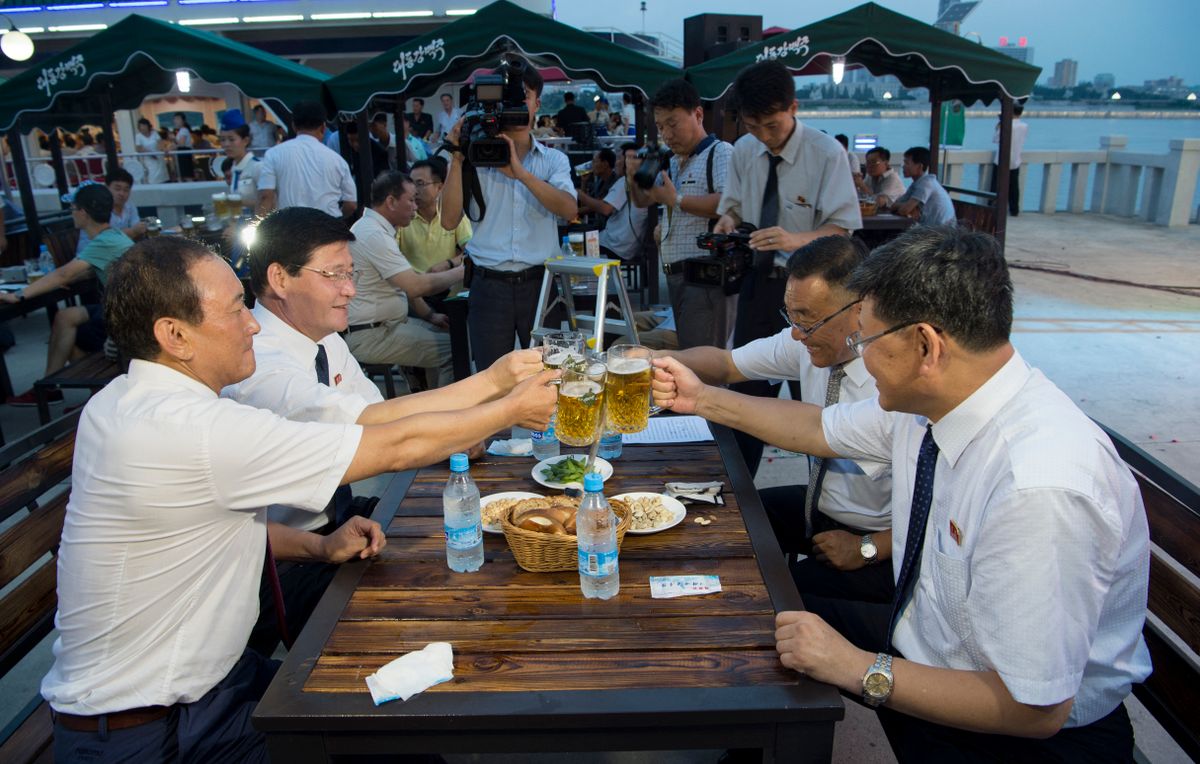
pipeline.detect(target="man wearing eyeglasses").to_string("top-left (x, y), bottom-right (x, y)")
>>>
top-left (344, 170), bottom-right (463, 389)
top-left (652, 226), bottom-right (1150, 761)
top-left (396, 158), bottom-right (471, 278)
top-left (224, 206), bottom-right (545, 654)
top-left (657, 236), bottom-right (894, 609)
top-left (855, 146), bottom-right (907, 208)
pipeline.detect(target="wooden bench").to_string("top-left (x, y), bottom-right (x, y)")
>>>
top-left (33, 352), bottom-right (125, 424)
top-left (1099, 423), bottom-right (1200, 761)
top-left (0, 411), bottom-right (81, 764)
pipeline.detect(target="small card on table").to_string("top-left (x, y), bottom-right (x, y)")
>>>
top-left (649, 575), bottom-right (722, 599)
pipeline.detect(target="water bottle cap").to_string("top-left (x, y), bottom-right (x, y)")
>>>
top-left (583, 472), bottom-right (603, 492)
top-left (449, 453), bottom-right (469, 472)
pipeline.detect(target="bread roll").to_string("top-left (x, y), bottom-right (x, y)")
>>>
top-left (518, 514), bottom-right (567, 535)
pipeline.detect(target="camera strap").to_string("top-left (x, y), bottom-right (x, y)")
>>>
top-left (462, 159), bottom-right (487, 223)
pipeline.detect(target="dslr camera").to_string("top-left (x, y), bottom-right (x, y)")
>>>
top-left (457, 57), bottom-right (531, 167)
top-left (686, 223), bottom-right (757, 295)
top-left (633, 145), bottom-right (670, 190)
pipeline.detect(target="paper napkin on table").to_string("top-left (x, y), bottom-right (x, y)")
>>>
top-left (487, 438), bottom-right (533, 457)
top-left (665, 481), bottom-right (724, 506)
top-left (365, 642), bottom-right (454, 706)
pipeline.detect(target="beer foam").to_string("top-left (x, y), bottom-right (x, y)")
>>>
top-left (607, 358), bottom-right (651, 375)
top-left (561, 380), bottom-right (602, 397)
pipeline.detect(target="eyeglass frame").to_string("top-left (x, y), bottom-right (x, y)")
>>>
top-left (846, 321), bottom-right (942, 355)
top-left (298, 265), bottom-right (360, 283)
top-left (779, 299), bottom-right (862, 337)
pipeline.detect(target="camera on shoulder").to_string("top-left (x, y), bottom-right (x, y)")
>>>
top-left (456, 56), bottom-right (530, 167)
top-left (686, 223), bottom-right (757, 295)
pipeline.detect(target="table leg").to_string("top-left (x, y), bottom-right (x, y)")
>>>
top-left (445, 299), bottom-right (471, 381)
top-left (35, 386), bottom-right (51, 425)
top-left (765, 721), bottom-right (834, 764)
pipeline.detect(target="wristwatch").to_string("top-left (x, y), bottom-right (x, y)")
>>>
top-left (673, 192), bottom-right (683, 213)
top-left (860, 534), bottom-right (878, 565)
top-left (862, 652), bottom-right (894, 707)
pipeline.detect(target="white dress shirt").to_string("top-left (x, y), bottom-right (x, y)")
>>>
top-left (258, 134), bottom-right (356, 218)
top-left (463, 139), bottom-right (575, 270)
top-left (229, 152), bottom-right (261, 209)
top-left (731, 328), bottom-right (892, 531)
top-left (598, 180), bottom-right (648, 260)
top-left (822, 350), bottom-right (1151, 726)
top-left (993, 118), bottom-right (1029, 168)
top-left (42, 360), bottom-right (361, 715)
top-left (348, 206), bottom-right (412, 325)
top-left (222, 305), bottom-right (383, 531)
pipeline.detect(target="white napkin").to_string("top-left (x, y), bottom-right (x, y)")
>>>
top-left (487, 438), bottom-right (533, 457)
top-left (365, 642), bottom-right (454, 706)
top-left (665, 481), bottom-right (725, 506)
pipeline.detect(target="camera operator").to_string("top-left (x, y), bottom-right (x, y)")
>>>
top-left (716, 60), bottom-right (861, 473)
top-left (630, 79), bottom-right (734, 349)
top-left (441, 56), bottom-right (577, 371)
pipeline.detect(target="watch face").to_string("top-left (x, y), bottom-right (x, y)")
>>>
top-left (864, 671), bottom-right (891, 697)
top-left (862, 541), bottom-right (878, 558)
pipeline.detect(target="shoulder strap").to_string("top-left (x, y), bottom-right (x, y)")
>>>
top-left (706, 143), bottom-right (716, 195)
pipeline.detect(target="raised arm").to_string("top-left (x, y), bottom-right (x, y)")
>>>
top-left (653, 345), bottom-right (747, 386)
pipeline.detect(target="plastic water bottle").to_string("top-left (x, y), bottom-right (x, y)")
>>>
top-left (598, 429), bottom-right (623, 460)
top-left (531, 419), bottom-right (560, 460)
top-left (443, 453), bottom-right (483, 572)
top-left (577, 472), bottom-right (619, 599)
top-left (37, 245), bottom-right (54, 275)
top-left (560, 235), bottom-right (574, 258)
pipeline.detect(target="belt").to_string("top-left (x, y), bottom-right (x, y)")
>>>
top-left (474, 264), bottom-right (543, 284)
top-left (55, 705), bottom-right (174, 732)
top-left (344, 321), bottom-right (384, 334)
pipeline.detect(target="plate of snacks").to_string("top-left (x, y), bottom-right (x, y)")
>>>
top-left (480, 491), bottom-right (543, 534)
top-left (610, 492), bottom-right (687, 534)
top-left (505, 494), bottom-right (583, 535)
top-left (532, 455), bottom-right (613, 490)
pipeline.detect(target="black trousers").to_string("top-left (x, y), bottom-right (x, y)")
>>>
top-left (466, 271), bottom-right (543, 373)
top-left (990, 165), bottom-right (1021, 216)
top-left (731, 270), bottom-right (798, 477)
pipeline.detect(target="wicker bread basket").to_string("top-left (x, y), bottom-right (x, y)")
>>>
top-left (502, 500), bottom-right (631, 573)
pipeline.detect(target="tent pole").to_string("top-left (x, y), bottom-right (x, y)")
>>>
top-left (9, 128), bottom-right (43, 250)
top-left (927, 83), bottom-right (942, 177)
top-left (394, 99), bottom-right (409, 173)
top-left (355, 110), bottom-right (373, 215)
top-left (994, 96), bottom-right (1013, 252)
top-left (99, 89), bottom-right (120, 176)
top-left (48, 130), bottom-right (70, 205)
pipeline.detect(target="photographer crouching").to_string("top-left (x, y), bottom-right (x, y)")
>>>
top-left (716, 61), bottom-right (862, 474)
top-left (441, 55), bottom-right (577, 371)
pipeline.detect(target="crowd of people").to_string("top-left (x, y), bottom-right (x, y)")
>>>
top-left (16, 52), bottom-right (1150, 764)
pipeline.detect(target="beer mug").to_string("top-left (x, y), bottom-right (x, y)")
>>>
top-left (145, 217), bottom-right (161, 237)
top-left (539, 330), bottom-right (585, 384)
top-left (227, 192), bottom-right (243, 217)
top-left (556, 356), bottom-right (606, 447)
top-left (211, 192), bottom-right (229, 221)
top-left (604, 344), bottom-right (656, 434)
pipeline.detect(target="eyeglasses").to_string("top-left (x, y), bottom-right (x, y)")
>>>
top-left (865, 159), bottom-right (885, 167)
top-left (779, 299), bottom-right (862, 337)
top-left (299, 266), bottom-right (360, 283)
top-left (846, 322), bottom-right (942, 354)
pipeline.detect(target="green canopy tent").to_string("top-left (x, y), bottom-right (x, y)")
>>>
top-left (685, 2), bottom-right (1041, 247)
top-left (0, 13), bottom-right (330, 244)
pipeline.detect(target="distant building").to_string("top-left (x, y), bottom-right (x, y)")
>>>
top-left (992, 44), bottom-right (1035, 66)
top-left (1143, 76), bottom-right (1189, 97)
top-left (1051, 59), bottom-right (1078, 88)
top-left (1094, 73), bottom-right (1116, 91)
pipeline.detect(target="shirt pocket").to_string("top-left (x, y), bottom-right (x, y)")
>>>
top-left (782, 201), bottom-right (815, 232)
top-left (929, 547), bottom-right (975, 645)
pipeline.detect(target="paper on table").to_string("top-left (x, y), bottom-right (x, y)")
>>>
top-left (649, 575), bottom-right (722, 599)
top-left (365, 642), bottom-right (454, 706)
top-left (622, 415), bottom-right (713, 444)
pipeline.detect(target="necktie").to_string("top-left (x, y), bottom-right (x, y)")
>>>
top-left (263, 536), bottom-right (293, 649)
top-left (316, 345), bottom-right (355, 525)
top-left (887, 425), bottom-right (940, 650)
top-left (803, 364), bottom-right (846, 536)
top-left (757, 154), bottom-right (785, 268)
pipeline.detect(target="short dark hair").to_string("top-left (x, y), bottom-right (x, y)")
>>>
top-left (903, 146), bottom-right (931, 171)
top-left (834, 133), bottom-right (849, 149)
top-left (563, 92), bottom-right (575, 102)
top-left (248, 207), bottom-right (355, 297)
top-left (253, 104), bottom-right (266, 115)
top-left (1013, 103), bottom-right (1025, 117)
top-left (846, 226), bottom-right (1013, 352)
top-left (650, 79), bottom-right (699, 112)
top-left (623, 93), bottom-right (633, 104)
top-left (173, 112), bottom-right (189, 125)
top-left (594, 148), bottom-right (616, 168)
top-left (619, 141), bottom-right (639, 153)
top-left (509, 54), bottom-right (544, 97)
top-left (867, 146), bottom-right (891, 162)
top-left (137, 117), bottom-right (152, 129)
top-left (370, 171), bottom-right (414, 207)
top-left (412, 97), bottom-right (425, 106)
top-left (291, 101), bottom-right (327, 131)
top-left (371, 112), bottom-right (388, 126)
top-left (74, 184), bottom-right (113, 224)
top-left (105, 237), bottom-right (213, 362)
top-left (786, 236), bottom-right (867, 290)
top-left (106, 168), bottom-right (134, 187)
top-left (411, 157), bottom-right (447, 183)
top-left (731, 61), bottom-right (795, 118)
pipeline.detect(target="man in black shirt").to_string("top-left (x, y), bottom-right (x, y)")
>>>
top-left (553, 92), bottom-right (590, 134)
top-left (406, 97), bottom-right (434, 141)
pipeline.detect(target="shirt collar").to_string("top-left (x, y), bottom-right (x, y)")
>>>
top-left (361, 206), bottom-right (396, 237)
top-left (756, 116), bottom-right (805, 166)
top-left (234, 153), bottom-right (257, 171)
top-left (841, 355), bottom-right (872, 389)
top-left (930, 348), bottom-right (1030, 468)
top-left (252, 303), bottom-right (324, 367)
top-left (126, 358), bottom-right (218, 399)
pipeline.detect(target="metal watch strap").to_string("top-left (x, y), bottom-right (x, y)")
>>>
top-left (862, 652), bottom-right (893, 708)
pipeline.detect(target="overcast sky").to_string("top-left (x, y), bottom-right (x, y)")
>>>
top-left (554, 0), bottom-right (1200, 86)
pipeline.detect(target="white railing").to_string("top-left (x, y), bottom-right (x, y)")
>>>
top-left (936, 136), bottom-right (1200, 226)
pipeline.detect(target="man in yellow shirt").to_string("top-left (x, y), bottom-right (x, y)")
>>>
top-left (396, 157), bottom-right (471, 279)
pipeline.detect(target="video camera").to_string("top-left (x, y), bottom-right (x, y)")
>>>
top-left (633, 145), bottom-right (670, 190)
top-left (456, 56), bottom-right (531, 167)
top-left (686, 223), bottom-right (757, 295)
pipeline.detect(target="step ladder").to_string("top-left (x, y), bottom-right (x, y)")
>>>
top-left (531, 255), bottom-right (639, 351)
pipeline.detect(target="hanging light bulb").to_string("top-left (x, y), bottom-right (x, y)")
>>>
top-left (831, 56), bottom-right (846, 85)
top-left (1, 23), bottom-right (34, 62)
top-left (176, 71), bottom-right (192, 93)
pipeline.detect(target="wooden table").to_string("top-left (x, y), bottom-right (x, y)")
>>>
top-left (253, 425), bottom-right (843, 761)
top-left (856, 212), bottom-right (915, 249)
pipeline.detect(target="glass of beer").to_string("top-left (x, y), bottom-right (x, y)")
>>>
top-left (227, 192), bottom-right (243, 218)
top-left (211, 192), bottom-right (229, 221)
top-left (556, 356), bottom-right (606, 447)
top-left (605, 344), bottom-right (655, 434)
top-left (145, 217), bottom-right (161, 237)
top-left (540, 330), bottom-right (585, 383)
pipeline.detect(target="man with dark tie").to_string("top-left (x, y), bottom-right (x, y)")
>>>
top-left (651, 225), bottom-right (1151, 762)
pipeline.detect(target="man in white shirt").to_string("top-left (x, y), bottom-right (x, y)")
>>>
top-left (652, 225), bottom-right (1150, 761)
top-left (435, 92), bottom-right (460, 143)
top-left (991, 102), bottom-right (1029, 216)
top-left (595, 143), bottom-right (650, 261)
top-left (855, 146), bottom-right (907, 207)
top-left (256, 100), bottom-right (357, 218)
top-left (343, 172), bottom-right (462, 388)
top-left (47, 236), bottom-right (557, 762)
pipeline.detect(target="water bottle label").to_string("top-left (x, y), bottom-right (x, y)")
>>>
top-left (531, 430), bottom-right (544, 442)
top-left (445, 522), bottom-right (482, 550)
top-left (578, 549), bottom-right (618, 578)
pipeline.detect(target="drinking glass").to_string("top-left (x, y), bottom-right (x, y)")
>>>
top-left (540, 330), bottom-right (585, 383)
top-left (604, 344), bottom-right (655, 434)
top-left (556, 356), bottom-right (606, 447)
